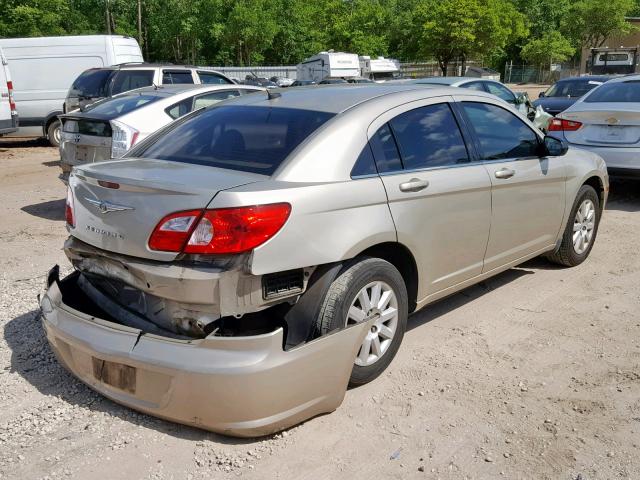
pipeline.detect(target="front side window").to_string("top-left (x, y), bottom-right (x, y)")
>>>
top-left (484, 82), bottom-right (516, 104)
top-left (389, 103), bottom-right (469, 169)
top-left (110, 70), bottom-right (155, 95)
top-left (162, 70), bottom-right (194, 84)
top-left (198, 71), bottom-right (233, 85)
top-left (462, 102), bottom-right (539, 160)
top-left (132, 106), bottom-right (334, 175)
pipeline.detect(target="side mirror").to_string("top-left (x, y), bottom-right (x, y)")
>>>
top-left (538, 91), bottom-right (545, 98)
top-left (514, 92), bottom-right (527, 105)
top-left (542, 135), bottom-right (568, 157)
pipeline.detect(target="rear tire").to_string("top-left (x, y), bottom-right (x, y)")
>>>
top-left (315, 257), bottom-right (408, 387)
top-left (47, 120), bottom-right (61, 147)
top-left (546, 185), bottom-right (600, 267)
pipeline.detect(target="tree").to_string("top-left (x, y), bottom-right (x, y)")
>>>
top-left (521, 31), bottom-right (574, 66)
top-left (564, 0), bottom-right (636, 48)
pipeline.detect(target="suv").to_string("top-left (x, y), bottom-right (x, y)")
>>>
top-left (64, 64), bottom-right (234, 113)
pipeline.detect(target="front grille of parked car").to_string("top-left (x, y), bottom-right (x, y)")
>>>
top-left (262, 269), bottom-right (304, 300)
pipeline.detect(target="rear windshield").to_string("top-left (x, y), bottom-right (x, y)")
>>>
top-left (131, 106), bottom-right (334, 175)
top-left (69, 69), bottom-right (114, 98)
top-left (585, 81), bottom-right (640, 103)
top-left (84, 93), bottom-right (161, 116)
top-left (545, 80), bottom-right (602, 98)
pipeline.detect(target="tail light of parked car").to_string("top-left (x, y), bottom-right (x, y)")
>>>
top-left (65, 186), bottom-right (75, 228)
top-left (148, 203), bottom-right (292, 254)
top-left (110, 120), bottom-right (140, 158)
top-left (548, 118), bottom-right (583, 132)
top-left (6, 80), bottom-right (15, 112)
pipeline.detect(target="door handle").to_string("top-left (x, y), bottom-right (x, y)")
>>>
top-left (494, 168), bottom-right (515, 179)
top-left (399, 178), bottom-right (429, 193)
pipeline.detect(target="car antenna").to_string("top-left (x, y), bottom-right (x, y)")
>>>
top-left (267, 90), bottom-right (281, 100)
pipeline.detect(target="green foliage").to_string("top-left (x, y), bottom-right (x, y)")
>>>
top-left (521, 31), bottom-right (575, 66)
top-left (0, 0), bottom-right (637, 66)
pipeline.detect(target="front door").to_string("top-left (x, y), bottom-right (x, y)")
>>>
top-left (369, 98), bottom-right (492, 301)
top-left (456, 98), bottom-right (566, 272)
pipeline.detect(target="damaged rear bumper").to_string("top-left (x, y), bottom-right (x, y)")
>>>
top-left (40, 269), bottom-right (369, 437)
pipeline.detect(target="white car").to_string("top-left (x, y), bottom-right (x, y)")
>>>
top-left (550, 74), bottom-right (640, 178)
top-left (58, 84), bottom-right (263, 181)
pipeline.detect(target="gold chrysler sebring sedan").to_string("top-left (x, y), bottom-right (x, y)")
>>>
top-left (40, 84), bottom-right (608, 436)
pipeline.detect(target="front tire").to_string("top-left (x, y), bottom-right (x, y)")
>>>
top-left (47, 120), bottom-right (61, 147)
top-left (315, 257), bottom-right (408, 387)
top-left (546, 185), bottom-right (600, 267)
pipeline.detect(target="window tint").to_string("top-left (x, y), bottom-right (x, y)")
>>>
top-left (162, 70), bottom-right (194, 84)
top-left (110, 70), bottom-right (154, 95)
top-left (133, 106), bottom-right (334, 175)
top-left (584, 81), bottom-right (640, 103)
top-left (461, 81), bottom-right (487, 92)
top-left (70, 69), bottom-right (113, 98)
top-left (351, 143), bottom-right (377, 177)
top-left (370, 124), bottom-right (402, 173)
top-left (389, 103), bottom-right (469, 169)
top-left (198, 71), bottom-right (233, 85)
top-left (462, 102), bottom-right (539, 160)
top-left (484, 82), bottom-right (516, 103)
top-left (85, 94), bottom-right (161, 116)
top-left (165, 98), bottom-right (192, 120)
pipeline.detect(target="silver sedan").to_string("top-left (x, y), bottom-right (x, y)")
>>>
top-left (41, 84), bottom-right (608, 436)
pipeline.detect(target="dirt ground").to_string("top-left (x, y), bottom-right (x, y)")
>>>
top-left (0, 137), bottom-right (639, 480)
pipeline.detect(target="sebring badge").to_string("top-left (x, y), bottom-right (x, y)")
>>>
top-left (84, 197), bottom-right (135, 214)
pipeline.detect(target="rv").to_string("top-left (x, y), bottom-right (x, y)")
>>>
top-left (588, 47), bottom-right (638, 75)
top-left (359, 56), bottom-right (401, 82)
top-left (0, 35), bottom-right (143, 146)
top-left (296, 52), bottom-right (360, 83)
top-left (0, 47), bottom-right (18, 136)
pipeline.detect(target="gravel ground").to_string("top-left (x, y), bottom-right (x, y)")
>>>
top-left (1, 138), bottom-right (639, 480)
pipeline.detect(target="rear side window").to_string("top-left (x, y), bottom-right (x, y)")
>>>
top-left (351, 143), bottom-right (378, 177)
top-left (585, 81), bottom-right (640, 103)
top-left (370, 124), bottom-right (402, 173)
top-left (165, 90), bottom-right (242, 120)
top-left (198, 71), bottom-right (233, 85)
top-left (389, 103), bottom-right (469, 169)
top-left (462, 102), bottom-right (539, 159)
top-left (111, 70), bottom-right (154, 95)
top-left (461, 81), bottom-right (487, 92)
top-left (69, 69), bottom-right (113, 98)
top-left (133, 106), bottom-right (334, 175)
top-left (85, 94), bottom-right (161, 116)
top-left (162, 70), bottom-right (194, 84)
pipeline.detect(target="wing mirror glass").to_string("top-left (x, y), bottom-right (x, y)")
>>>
top-left (539, 91), bottom-right (545, 98)
top-left (542, 135), bottom-right (568, 157)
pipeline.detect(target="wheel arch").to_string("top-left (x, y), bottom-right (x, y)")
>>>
top-left (582, 175), bottom-right (606, 211)
top-left (44, 111), bottom-right (63, 136)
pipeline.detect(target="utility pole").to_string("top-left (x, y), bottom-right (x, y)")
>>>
top-left (137, 0), bottom-right (142, 46)
top-left (105, 0), bottom-right (111, 35)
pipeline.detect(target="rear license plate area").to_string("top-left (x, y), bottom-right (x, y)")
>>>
top-left (92, 357), bottom-right (136, 393)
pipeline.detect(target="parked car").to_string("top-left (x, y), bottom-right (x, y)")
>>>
top-left (549, 74), bottom-right (640, 178)
top-left (290, 79), bottom-right (316, 87)
top-left (66, 65), bottom-right (234, 114)
top-left (347, 77), bottom-right (374, 84)
top-left (0, 46), bottom-right (18, 136)
top-left (242, 76), bottom-right (278, 88)
top-left (534, 76), bottom-right (610, 116)
top-left (42, 84), bottom-right (607, 437)
top-left (319, 77), bottom-right (348, 84)
top-left (58, 84), bottom-right (262, 181)
top-left (269, 76), bottom-right (295, 87)
top-left (0, 35), bottom-right (143, 146)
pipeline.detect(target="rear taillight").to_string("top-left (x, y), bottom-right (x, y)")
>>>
top-left (149, 203), bottom-right (291, 254)
top-left (548, 118), bottom-right (582, 132)
top-left (110, 120), bottom-right (140, 158)
top-left (6, 80), bottom-right (15, 112)
top-left (65, 186), bottom-right (75, 228)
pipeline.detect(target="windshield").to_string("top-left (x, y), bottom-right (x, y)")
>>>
top-left (69, 69), bottom-right (113, 98)
top-left (544, 80), bottom-right (603, 98)
top-left (84, 93), bottom-right (162, 116)
top-left (584, 81), bottom-right (640, 103)
top-left (131, 106), bottom-right (335, 175)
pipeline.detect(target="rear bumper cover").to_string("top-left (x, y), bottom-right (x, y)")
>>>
top-left (0, 114), bottom-right (18, 135)
top-left (569, 144), bottom-right (640, 171)
top-left (40, 269), bottom-right (370, 437)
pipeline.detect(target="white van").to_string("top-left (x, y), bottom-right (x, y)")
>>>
top-left (296, 51), bottom-right (360, 83)
top-left (0, 35), bottom-right (143, 146)
top-left (0, 47), bottom-right (18, 136)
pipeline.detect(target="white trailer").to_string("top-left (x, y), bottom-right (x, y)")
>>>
top-left (359, 56), bottom-right (401, 82)
top-left (0, 35), bottom-right (143, 145)
top-left (296, 51), bottom-right (360, 83)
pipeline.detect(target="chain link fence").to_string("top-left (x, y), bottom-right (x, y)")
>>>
top-left (503, 62), bottom-right (581, 84)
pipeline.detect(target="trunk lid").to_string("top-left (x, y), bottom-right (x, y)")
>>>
top-left (561, 105), bottom-right (640, 147)
top-left (69, 158), bottom-right (266, 261)
top-left (60, 114), bottom-right (113, 167)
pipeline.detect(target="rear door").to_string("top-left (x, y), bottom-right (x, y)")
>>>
top-left (0, 49), bottom-right (12, 126)
top-left (109, 69), bottom-right (155, 96)
top-left (371, 97), bottom-right (492, 300)
top-left (456, 96), bottom-right (566, 272)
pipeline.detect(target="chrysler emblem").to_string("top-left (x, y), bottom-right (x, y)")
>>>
top-left (84, 197), bottom-right (135, 214)
top-left (605, 117), bottom-right (618, 125)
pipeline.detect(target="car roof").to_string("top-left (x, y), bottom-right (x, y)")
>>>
top-left (555, 75), bottom-right (611, 83)
top-left (217, 84), bottom-right (492, 114)
top-left (605, 73), bottom-right (640, 83)
top-left (409, 76), bottom-right (474, 85)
